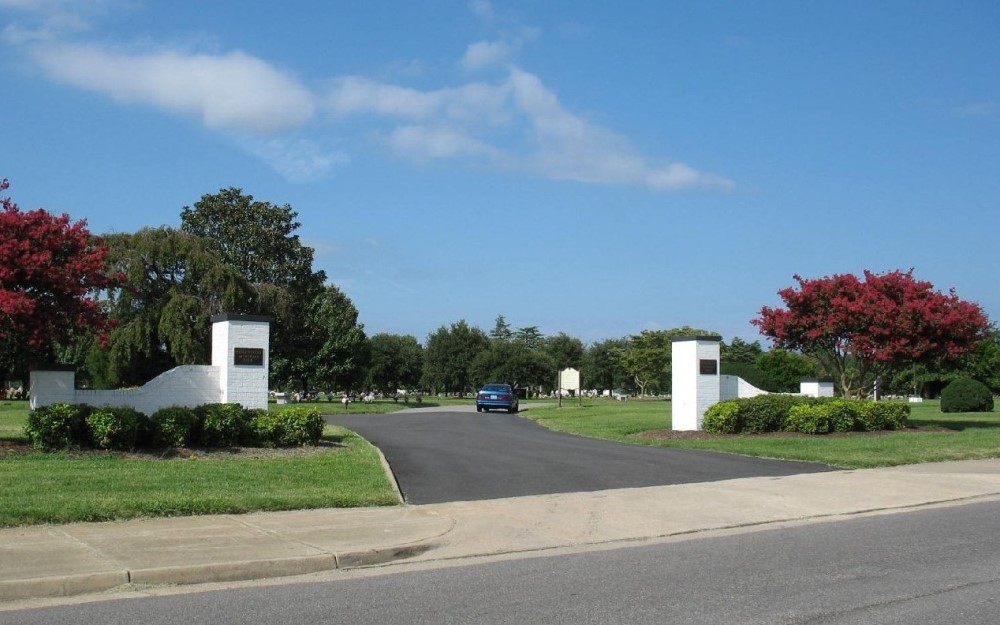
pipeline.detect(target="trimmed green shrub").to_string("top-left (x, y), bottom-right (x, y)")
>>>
top-left (940, 378), bottom-right (994, 413)
top-left (274, 407), bottom-right (324, 446)
top-left (857, 402), bottom-right (909, 430)
top-left (702, 401), bottom-right (741, 434)
top-left (785, 404), bottom-right (830, 434)
top-left (196, 403), bottom-right (247, 447)
top-left (247, 407), bottom-right (324, 447)
top-left (86, 406), bottom-right (143, 450)
top-left (827, 400), bottom-right (862, 432)
top-left (25, 403), bottom-right (91, 450)
top-left (25, 403), bottom-right (89, 449)
top-left (245, 408), bottom-right (281, 447)
top-left (739, 394), bottom-right (798, 433)
top-left (150, 406), bottom-right (199, 447)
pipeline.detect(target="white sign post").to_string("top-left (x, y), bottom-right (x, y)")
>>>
top-left (559, 367), bottom-right (581, 407)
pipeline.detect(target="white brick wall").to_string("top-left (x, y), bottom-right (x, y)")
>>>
top-left (30, 315), bottom-right (269, 415)
top-left (720, 375), bottom-right (769, 401)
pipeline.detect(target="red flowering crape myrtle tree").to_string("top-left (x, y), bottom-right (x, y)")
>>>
top-left (752, 270), bottom-right (990, 399)
top-left (0, 178), bottom-right (116, 377)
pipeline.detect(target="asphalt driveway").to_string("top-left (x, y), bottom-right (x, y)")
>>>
top-left (326, 405), bottom-right (834, 504)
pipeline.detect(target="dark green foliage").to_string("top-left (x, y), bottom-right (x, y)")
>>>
top-left (740, 394), bottom-right (799, 433)
top-left (703, 396), bottom-right (909, 435)
top-left (940, 377), bottom-right (994, 413)
top-left (150, 406), bottom-right (199, 447)
top-left (245, 408), bottom-right (279, 447)
top-left (195, 403), bottom-right (247, 447)
top-left (86, 406), bottom-right (143, 450)
top-left (24, 403), bottom-right (90, 450)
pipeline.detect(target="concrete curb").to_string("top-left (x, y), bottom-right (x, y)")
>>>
top-left (0, 542), bottom-right (439, 602)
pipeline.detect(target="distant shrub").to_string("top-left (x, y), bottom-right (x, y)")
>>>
top-left (940, 378), bottom-right (994, 413)
top-left (196, 403), bottom-right (247, 447)
top-left (86, 406), bottom-right (143, 450)
top-left (150, 406), bottom-right (199, 447)
top-left (25, 403), bottom-right (90, 450)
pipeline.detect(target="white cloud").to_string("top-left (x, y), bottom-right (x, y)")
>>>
top-left (468, 0), bottom-right (494, 23)
top-left (240, 137), bottom-right (348, 183)
top-left (387, 125), bottom-right (500, 161)
top-left (461, 40), bottom-right (512, 71)
top-left (326, 77), bottom-right (510, 126)
top-left (28, 43), bottom-right (315, 134)
top-left (506, 68), bottom-right (733, 190)
top-left (327, 77), bottom-right (442, 119)
top-left (3, 0), bottom-right (733, 191)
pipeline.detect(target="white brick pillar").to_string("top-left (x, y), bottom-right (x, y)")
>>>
top-left (671, 336), bottom-right (721, 431)
top-left (211, 314), bottom-right (270, 410)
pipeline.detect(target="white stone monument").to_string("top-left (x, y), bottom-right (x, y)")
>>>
top-left (30, 314), bottom-right (270, 413)
top-left (211, 314), bottom-right (270, 410)
top-left (671, 336), bottom-right (721, 431)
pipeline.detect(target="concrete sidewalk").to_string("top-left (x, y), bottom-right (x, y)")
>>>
top-left (3, 459), bottom-right (1000, 603)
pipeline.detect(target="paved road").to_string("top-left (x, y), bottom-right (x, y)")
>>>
top-left (326, 406), bottom-right (833, 503)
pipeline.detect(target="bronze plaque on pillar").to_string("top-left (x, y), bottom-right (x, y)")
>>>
top-left (699, 359), bottom-right (718, 375)
top-left (234, 348), bottom-right (264, 366)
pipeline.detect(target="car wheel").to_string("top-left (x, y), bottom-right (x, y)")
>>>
top-left (476, 405), bottom-right (482, 412)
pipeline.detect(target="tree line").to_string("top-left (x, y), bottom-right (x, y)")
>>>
top-left (2, 180), bottom-right (996, 399)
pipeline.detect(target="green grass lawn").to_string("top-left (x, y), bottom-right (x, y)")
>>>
top-left (526, 398), bottom-right (1000, 468)
top-left (0, 422), bottom-right (398, 527)
top-left (4, 396), bottom-right (999, 527)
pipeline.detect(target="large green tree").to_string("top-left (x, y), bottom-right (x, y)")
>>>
top-left (365, 333), bottom-right (424, 394)
top-left (544, 332), bottom-right (586, 371)
top-left (583, 338), bottom-right (628, 392)
top-left (180, 188), bottom-right (329, 388)
top-left (180, 188), bottom-right (324, 290)
top-left (471, 340), bottom-right (555, 390)
top-left (422, 320), bottom-right (489, 395)
top-left (277, 285), bottom-right (367, 394)
top-left (89, 227), bottom-right (253, 387)
top-left (620, 327), bottom-right (717, 396)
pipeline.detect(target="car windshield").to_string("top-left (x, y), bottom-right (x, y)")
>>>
top-left (482, 384), bottom-right (509, 392)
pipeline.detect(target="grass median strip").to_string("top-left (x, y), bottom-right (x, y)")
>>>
top-left (0, 415), bottom-right (398, 527)
top-left (526, 399), bottom-right (1000, 468)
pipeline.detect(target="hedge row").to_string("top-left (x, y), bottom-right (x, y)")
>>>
top-left (24, 403), bottom-right (325, 451)
top-left (702, 396), bottom-right (909, 435)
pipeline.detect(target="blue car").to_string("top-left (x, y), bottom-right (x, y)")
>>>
top-left (476, 383), bottom-right (519, 413)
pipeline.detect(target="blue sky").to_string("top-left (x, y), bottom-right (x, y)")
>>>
top-left (2, 1), bottom-right (998, 346)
